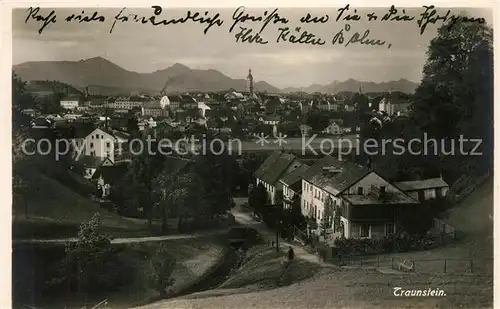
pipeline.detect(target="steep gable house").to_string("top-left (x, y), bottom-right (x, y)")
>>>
top-left (280, 164), bottom-right (310, 209)
top-left (254, 151), bottom-right (303, 205)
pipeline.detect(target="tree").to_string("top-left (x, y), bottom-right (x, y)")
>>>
top-left (154, 171), bottom-right (204, 232)
top-left (63, 213), bottom-right (118, 296)
top-left (248, 183), bottom-right (267, 214)
top-left (412, 17), bottom-right (493, 173)
top-left (149, 243), bottom-right (176, 298)
top-left (305, 110), bottom-right (329, 132)
top-left (12, 73), bottom-right (34, 130)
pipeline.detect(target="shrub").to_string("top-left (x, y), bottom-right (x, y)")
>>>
top-left (46, 213), bottom-right (124, 295)
top-left (334, 234), bottom-right (440, 256)
top-left (149, 243), bottom-right (176, 297)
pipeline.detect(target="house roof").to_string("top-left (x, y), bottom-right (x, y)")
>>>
top-left (302, 155), bottom-right (370, 196)
top-left (342, 190), bottom-right (418, 205)
top-left (143, 101), bottom-right (162, 109)
top-left (264, 115), bottom-right (281, 121)
top-left (280, 164), bottom-right (310, 186)
top-left (255, 151), bottom-right (282, 179)
top-left (260, 152), bottom-right (298, 185)
top-left (78, 155), bottom-right (105, 168)
top-left (92, 163), bottom-right (129, 184)
top-left (394, 178), bottom-right (449, 192)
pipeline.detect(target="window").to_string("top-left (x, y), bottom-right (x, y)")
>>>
top-left (380, 186), bottom-right (386, 194)
top-left (90, 142), bottom-right (94, 148)
top-left (360, 224), bottom-right (370, 238)
top-left (357, 187), bottom-right (364, 195)
top-left (386, 223), bottom-right (395, 236)
top-left (106, 142), bottom-right (111, 148)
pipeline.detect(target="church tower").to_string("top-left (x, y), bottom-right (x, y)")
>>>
top-left (246, 69), bottom-right (254, 95)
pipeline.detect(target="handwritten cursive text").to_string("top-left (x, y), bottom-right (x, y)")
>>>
top-left (25, 7), bottom-right (57, 34)
top-left (230, 6), bottom-right (288, 34)
top-left (110, 6), bottom-right (223, 34)
top-left (276, 27), bottom-right (325, 45)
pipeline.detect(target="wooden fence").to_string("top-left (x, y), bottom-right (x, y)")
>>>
top-left (334, 254), bottom-right (493, 275)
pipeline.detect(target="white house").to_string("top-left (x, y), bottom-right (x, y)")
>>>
top-left (379, 96), bottom-right (412, 116)
top-left (60, 96), bottom-right (80, 110)
top-left (254, 151), bottom-right (303, 205)
top-left (74, 128), bottom-right (130, 164)
top-left (300, 155), bottom-right (418, 239)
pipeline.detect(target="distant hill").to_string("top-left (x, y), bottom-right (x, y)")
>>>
top-left (25, 80), bottom-right (84, 97)
top-left (283, 78), bottom-right (418, 94)
top-left (14, 56), bottom-right (418, 95)
top-left (13, 57), bottom-right (281, 95)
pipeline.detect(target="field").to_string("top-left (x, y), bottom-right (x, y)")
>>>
top-left (13, 236), bottom-right (226, 309)
top-left (12, 171), bottom-right (158, 239)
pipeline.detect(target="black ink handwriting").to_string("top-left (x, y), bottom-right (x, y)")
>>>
top-left (300, 13), bottom-right (329, 23)
top-left (110, 6), bottom-right (223, 34)
top-left (381, 5), bottom-right (414, 22)
top-left (345, 29), bottom-right (387, 47)
top-left (65, 10), bottom-right (105, 23)
top-left (417, 5), bottom-right (485, 35)
top-left (336, 5), bottom-right (361, 22)
top-left (25, 7), bottom-right (57, 34)
top-left (366, 12), bottom-right (378, 21)
top-left (234, 27), bottom-right (268, 44)
top-left (230, 6), bottom-right (288, 34)
top-left (276, 27), bottom-right (325, 45)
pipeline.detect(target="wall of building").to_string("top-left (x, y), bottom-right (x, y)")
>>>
top-left (345, 172), bottom-right (399, 195)
top-left (84, 129), bottom-right (116, 162)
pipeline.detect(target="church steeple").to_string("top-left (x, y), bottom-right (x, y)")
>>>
top-left (247, 69), bottom-right (254, 95)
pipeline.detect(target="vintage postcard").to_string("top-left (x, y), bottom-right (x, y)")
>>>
top-left (9, 2), bottom-right (495, 309)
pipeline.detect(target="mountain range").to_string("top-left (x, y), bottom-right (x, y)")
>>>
top-left (13, 57), bottom-right (418, 95)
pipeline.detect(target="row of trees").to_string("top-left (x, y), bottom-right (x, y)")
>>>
top-left (108, 136), bottom-right (240, 232)
top-left (358, 18), bottom-right (493, 184)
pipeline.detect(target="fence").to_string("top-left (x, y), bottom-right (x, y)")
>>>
top-left (334, 254), bottom-right (493, 275)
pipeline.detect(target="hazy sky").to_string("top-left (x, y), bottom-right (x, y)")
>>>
top-left (12, 6), bottom-right (493, 88)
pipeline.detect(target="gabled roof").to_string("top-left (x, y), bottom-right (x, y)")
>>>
top-left (255, 151), bottom-right (282, 179)
top-left (143, 101), bottom-right (162, 109)
top-left (394, 178), bottom-right (449, 191)
top-left (78, 155), bottom-right (105, 168)
top-left (92, 163), bottom-right (129, 184)
top-left (257, 152), bottom-right (299, 185)
top-left (302, 155), bottom-right (370, 196)
top-left (280, 164), bottom-right (310, 186)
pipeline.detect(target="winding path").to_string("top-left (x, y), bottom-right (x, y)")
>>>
top-left (13, 229), bottom-right (228, 245)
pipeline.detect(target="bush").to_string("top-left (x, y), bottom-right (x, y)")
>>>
top-left (334, 234), bottom-right (439, 256)
top-left (149, 243), bottom-right (176, 297)
top-left (47, 213), bottom-right (125, 295)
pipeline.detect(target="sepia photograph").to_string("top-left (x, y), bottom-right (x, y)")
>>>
top-left (10, 3), bottom-right (494, 309)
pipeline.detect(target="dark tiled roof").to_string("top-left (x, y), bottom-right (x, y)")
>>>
top-left (395, 178), bottom-right (449, 191)
top-left (92, 163), bottom-right (129, 184)
top-left (78, 155), bottom-right (104, 168)
top-left (259, 152), bottom-right (299, 185)
top-left (303, 155), bottom-right (370, 196)
top-left (168, 95), bottom-right (182, 102)
top-left (280, 164), bottom-right (310, 186)
top-left (254, 151), bottom-right (282, 179)
top-left (143, 101), bottom-right (162, 109)
top-left (343, 190), bottom-right (418, 205)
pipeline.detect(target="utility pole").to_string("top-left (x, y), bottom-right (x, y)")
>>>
top-left (275, 207), bottom-right (280, 252)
